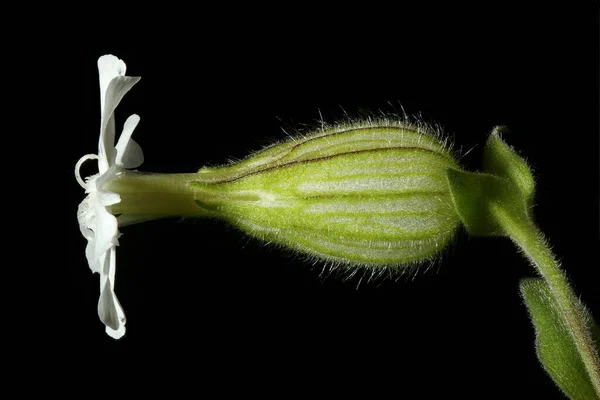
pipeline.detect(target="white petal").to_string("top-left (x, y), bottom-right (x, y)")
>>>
top-left (93, 204), bottom-right (119, 262)
top-left (98, 55), bottom-right (127, 112)
top-left (97, 55), bottom-right (125, 173)
top-left (85, 240), bottom-right (99, 273)
top-left (77, 198), bottom-right (93, 239)
top-left (115, 114), bottom-right (144, 168)
top-left (99, 76), bottom-right (141, 170)
top-left (78, 196), bottom-right (101, 273)
top-left (97, 249), bottom-right (126, 339)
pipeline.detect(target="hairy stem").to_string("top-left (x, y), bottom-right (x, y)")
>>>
top-left (493, 205), bottom-right (600, 396)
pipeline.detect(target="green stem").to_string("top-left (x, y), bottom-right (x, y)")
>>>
top-left (493, 205), bottom-right (600, 396)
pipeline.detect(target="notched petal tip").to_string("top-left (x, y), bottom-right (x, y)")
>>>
top-left (98, 55), bottom-right (127, 94)
top-left (98, 54), bottom-right (126, 73)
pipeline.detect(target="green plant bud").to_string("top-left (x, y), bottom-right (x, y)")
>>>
top-left (193, 121), bottom-right (461, 268)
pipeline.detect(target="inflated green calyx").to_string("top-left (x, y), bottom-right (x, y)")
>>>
top-left (192, 121), bottom-right (461, 268)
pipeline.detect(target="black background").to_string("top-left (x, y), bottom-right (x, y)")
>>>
top-left (67, 7), bottom-right (598, 398)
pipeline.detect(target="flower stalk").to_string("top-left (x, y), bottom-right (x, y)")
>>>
top-left (447, 130), bottom-right (600, 399)
top-left (494, 206), bottom-right (600, 396)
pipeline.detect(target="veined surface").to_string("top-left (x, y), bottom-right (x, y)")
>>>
top-left (194, 121), bottom-right (460, 268)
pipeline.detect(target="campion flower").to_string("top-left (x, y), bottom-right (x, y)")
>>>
top-left (77, 56), bottom-right (463, 336)
top-left (77, 58), bottom-right (599, 400)
top-left (76, 55), bottom-right (142, 339)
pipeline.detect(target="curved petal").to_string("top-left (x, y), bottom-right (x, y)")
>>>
top-left (98, 248), bottom-right (126, 339)
top-left (75, 154), bottom-right (100, 189)
top-left (93, 204), bottom-right (119, 262)
top-left (98, 55), bottom-right (126, 173)
top-left (85, 240), bottom-right (99, 273)
top-left (99, 76), bottom-right (141, 170)
top-left (98, 55), bottom-right (127, 112)
top-left (115, 114), bottom-right (144, 168)
top-left (78, 195), bottom-right (101, 273)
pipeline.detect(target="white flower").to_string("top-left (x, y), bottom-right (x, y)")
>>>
top-left (76, 55), bottom-right (143, 339)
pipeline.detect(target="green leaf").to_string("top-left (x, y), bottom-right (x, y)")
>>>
top-left (483, 127), bottom-right (536, 210)
top-left (520, 278), bottom-right (599, 400)
top-left (446, 168), bottom-right (529, 236)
